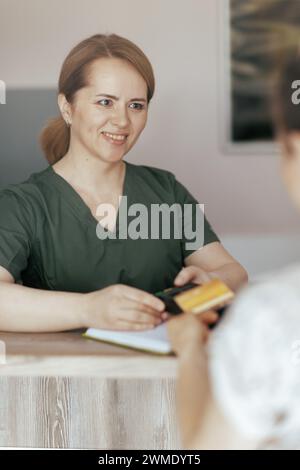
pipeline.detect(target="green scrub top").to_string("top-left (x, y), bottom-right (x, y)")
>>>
top-left (0, 160), bottom-right (220, 294)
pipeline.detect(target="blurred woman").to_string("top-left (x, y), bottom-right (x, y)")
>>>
top-left (167, 47), bottom-right (300, 450)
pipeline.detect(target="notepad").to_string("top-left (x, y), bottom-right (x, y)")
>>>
top-left (83, 323), bottom-right (172, 355)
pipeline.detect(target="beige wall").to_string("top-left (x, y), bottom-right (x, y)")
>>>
top-left (1, 0), bottom-right (300, 235)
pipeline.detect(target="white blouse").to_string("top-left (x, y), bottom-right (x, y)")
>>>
top-left (207, 263), bottom-right (300, 449)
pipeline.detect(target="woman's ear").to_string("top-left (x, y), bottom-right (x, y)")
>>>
top-left (57, 93), bottom-right (72, 125)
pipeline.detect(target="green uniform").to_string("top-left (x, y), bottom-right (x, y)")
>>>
top-left (0, 160), bottom-right (220, 293)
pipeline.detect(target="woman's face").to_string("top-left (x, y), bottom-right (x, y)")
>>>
top-left (280, 132), bottom-right (300, 211)
top-left (61, 57), bottom-right (149, 164)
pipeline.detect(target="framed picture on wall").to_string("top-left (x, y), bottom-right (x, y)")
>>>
top-left (219, 0), bottom-right (300, 154)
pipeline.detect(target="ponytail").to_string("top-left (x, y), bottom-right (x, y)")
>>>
top-left (39, 115), bottom-right (70, 164)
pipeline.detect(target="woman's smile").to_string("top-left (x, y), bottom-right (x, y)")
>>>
top-left (101, 131), bottom-right (128, 146)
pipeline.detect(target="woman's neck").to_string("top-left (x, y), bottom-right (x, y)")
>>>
top-left (53, 151), bottom-right (126, 198)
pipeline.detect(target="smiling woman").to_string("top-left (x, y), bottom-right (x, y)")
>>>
top-left (53, 56), bottom-right (150, 170)
top-left (0, 33), bottom-right (247, 333)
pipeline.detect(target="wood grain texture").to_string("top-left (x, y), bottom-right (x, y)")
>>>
top-left (0, 331), bottom-right (181, 449)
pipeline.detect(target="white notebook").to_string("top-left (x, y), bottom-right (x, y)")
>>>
top-left (83, 323), bottom-right (172, 355)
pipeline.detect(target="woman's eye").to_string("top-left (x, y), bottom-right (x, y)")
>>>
top-left (129, 102), bottom-right (145, 110)
top-left (98, 99), bottom-right (112, 107)
top-left (97, 100), bottom-right (145, 110)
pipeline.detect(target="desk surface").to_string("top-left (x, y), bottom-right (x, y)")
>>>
top-left (0, 330), bottom-right (179, 448)
top-left (0, 330), bottom-right (177, 378)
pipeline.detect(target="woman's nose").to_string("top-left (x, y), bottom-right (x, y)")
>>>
top-left (111, 106), bottom-right (130, 128)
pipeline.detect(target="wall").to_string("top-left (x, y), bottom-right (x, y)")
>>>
top-left (1, 0), bottom-right (300, 274)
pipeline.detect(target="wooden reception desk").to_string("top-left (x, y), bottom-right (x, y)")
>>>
top-left (0, 330), bottom-right (180, 449)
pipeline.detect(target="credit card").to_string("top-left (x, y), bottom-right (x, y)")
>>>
top-left (155, 279), bottom-right (234, 315)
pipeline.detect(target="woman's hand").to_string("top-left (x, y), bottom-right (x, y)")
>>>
top-left (167, 311), bottom-right (214, 356)
top-left (174, 265), bottom-right (215, 287)
top-left (82, 284), bottom-right (166, 331)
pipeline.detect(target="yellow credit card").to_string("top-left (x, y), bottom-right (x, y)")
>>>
top-left (174, 279), bottom-right (234, 314)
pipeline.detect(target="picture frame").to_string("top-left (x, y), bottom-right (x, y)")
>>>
top-left (218, 0), bottom-right (300, 155)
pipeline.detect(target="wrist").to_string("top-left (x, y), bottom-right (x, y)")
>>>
top-left (176, 341), bottom-right (206, 361)
top-left (77, 292), bottom-right (92, 328)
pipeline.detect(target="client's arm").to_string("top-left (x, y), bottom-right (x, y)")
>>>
top-left (167, 313), bottom-right (255, 449)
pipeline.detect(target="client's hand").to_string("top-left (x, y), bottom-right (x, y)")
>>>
top-left (174, 265), bottom-right (215, 287)
top-left (167, 311), bottom-right (215, 355)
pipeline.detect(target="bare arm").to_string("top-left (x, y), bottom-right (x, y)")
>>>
top-left (178, 242), bottom-right (248, 292)
top-left (168, 313), bottom-right (256, 450)
top-left (185, 242), bottom-right (248, 292)
top-left (0, 266), bottom-right (165, 333)
top-left (176, 343), bottom-right (210, 446)
top-left (176, 343), bottom-right (254, 449)
top-left (0, 266), bottom-right (87, 332)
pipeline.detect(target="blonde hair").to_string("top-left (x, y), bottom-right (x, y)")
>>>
top-left (39, 34), bottom-right (155, 164)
